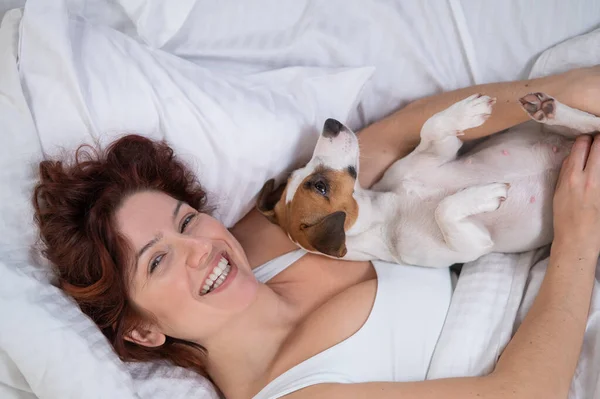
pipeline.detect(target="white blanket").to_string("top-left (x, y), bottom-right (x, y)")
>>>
top-left (428, 251), bottom-right (600, 398)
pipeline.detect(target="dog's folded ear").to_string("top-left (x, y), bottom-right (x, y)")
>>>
top-left (303, 211), bottom-right (347, 258)
top-left (256, 179), bottom-right (286, 224)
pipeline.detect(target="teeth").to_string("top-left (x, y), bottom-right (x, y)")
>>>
top-left (215, 258), bottom-right (227, 272)
top-left (200, 256), bottom-right (231, 295)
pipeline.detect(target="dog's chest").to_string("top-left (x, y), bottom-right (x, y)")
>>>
top-left (383, 194), bottom-right (457, 266)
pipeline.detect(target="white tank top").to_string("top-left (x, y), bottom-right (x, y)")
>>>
top-left (252, 250), bottom-right (452, 399)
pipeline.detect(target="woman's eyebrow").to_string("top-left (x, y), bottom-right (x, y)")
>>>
top-left (172, 200), bottom-right (183, 223)
top-left (136, 233), bottom-right (163, 264)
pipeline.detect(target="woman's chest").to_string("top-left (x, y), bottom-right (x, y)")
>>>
top-left (254, 260), bottom-right (453, 398)
top-left (261, 255), bottom-right (378, 384)
top-left (268, 254), bottom-right (376, 314)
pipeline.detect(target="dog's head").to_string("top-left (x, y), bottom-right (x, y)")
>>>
top-left (257, 118), bottom-right (360, 258)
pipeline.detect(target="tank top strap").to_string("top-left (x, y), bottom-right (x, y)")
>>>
top-left (252, 249), bottom-right (307, 283)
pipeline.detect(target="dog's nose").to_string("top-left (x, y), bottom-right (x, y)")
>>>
top-left (323, 118), bottom-right (343, 138)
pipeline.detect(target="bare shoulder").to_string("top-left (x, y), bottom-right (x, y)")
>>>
top-left (230, 208), bottom-right (297, 268)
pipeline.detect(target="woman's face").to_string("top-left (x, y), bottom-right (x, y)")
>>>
top-left (115, 190), bottom-right (259, 346)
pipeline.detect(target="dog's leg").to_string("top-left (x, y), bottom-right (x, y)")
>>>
top-left (415, 94), bottom-right (496, 163)
top-left (373, 94), bottom-right (495, 192)
top-left (520, 92), bottom-right (600, 137)
top-left (435, 183), bottom-right (509, 255)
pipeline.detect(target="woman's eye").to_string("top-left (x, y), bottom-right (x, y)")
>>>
top-left (314, 181), bottom-right (327, 196)
top-left (149, 254), bottom-right (164, 273)
top-left (180, 213), bottom-right (197, 233)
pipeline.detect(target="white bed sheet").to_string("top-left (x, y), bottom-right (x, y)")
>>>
top-left (454, 0), bottom-right (600, 82)
top-left (0, 0), bottom-right (25, 20)
top-left (160, 0), bottom-right (600, 128)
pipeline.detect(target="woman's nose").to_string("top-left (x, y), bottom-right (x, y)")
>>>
top-left (181, 235), bottom-right (213, 269)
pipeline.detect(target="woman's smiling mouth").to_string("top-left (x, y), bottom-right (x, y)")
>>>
top-left (200, 254), bottom-right (233, 295)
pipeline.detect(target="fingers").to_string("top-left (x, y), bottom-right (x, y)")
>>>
top-left (567, 135), bottom-right (593, 172)
top-left (557, 135), bottom-right (592, 188)
top-left (585, 134), bottom-right (600, 176)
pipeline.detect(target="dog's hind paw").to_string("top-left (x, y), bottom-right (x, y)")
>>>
top-left (520, 92), bottom-right (555, 122)
top-left (462, 182), bottom-right (510, 215)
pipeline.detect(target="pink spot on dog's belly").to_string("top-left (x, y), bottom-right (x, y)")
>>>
top-left (529, 196), bottom-right (536, 204)
top-left (552, 145), bottom-right (559, 153)
top-left (465, 158), bottom-right (472, 164)
top-left (502, 149), bottom-right (510, 156)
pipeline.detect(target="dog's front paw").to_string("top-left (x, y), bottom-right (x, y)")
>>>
top-left (519, 92), bottom-right (555, 122)
top-left (421, 94), bottom-right (496, 143)
top-left (449, 94), bottom-right (496, 133)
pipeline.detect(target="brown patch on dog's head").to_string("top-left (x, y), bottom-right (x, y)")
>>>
top-left (256, 166), bottom-right (358, 258)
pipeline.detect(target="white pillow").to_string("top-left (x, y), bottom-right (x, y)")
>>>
top-left (19, 0), bottom-right (373, 228)
top-left (528, 26), bottom-right (600, 79)
top-left (1, 0), bottom-right (372, 398)
top-left (0, 8), bottom-right (159, 399)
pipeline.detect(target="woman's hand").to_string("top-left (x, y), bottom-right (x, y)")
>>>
top-left (553, 134), bottom-right (600, 258)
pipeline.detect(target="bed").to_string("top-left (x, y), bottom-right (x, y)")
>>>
top-left (1, 1), bottom-right (600, 398)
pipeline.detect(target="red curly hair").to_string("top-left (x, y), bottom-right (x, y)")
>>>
top-left (33, 134), bottom-right (210, 376)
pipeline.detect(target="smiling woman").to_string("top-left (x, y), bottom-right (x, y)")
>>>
top-left (32, 135), bottom-right (224, 376)
top-left (114, 190), bottom-right (258, 347)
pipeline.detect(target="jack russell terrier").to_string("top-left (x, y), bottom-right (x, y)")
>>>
top-left (256, 93), bottom-right (600, 267)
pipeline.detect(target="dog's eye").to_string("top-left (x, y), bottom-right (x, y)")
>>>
top-left (314, 181), bottom-right (327, 196)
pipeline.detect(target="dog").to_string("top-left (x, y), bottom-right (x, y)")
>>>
top-left (256, 93), bottom-right (600, 268)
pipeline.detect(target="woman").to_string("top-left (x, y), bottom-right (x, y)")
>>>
top-left (34, 66), bottom-right (600, 399)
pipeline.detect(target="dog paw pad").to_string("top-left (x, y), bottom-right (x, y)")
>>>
top-left (519, 92), bottom-right (555, 121)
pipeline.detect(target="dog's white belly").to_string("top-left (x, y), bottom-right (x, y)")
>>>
top-left (459, 125), bottom-right (566, 253)
top-left (388, 126), bottom-right (571, 267)
top-left (475, 172), bottom-right (557, 253)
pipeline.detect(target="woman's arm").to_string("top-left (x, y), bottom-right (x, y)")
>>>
top-left (495, 134), bottom-right (600, 397)
top-left (358, 66), bottom-right (600, 187)
top-left (290, 245), bottom-right (595, 399)
top-left (288, 134), bottom-right (600, 399)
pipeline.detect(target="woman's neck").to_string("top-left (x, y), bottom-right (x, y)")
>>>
top-left (203, 283), bottom-right (299, 398)
top-left (230, 208), bottom-right (299, 268)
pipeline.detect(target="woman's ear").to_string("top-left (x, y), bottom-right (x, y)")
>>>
top-left (124, 326), bottom-right (166, 348)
